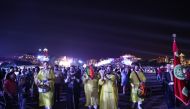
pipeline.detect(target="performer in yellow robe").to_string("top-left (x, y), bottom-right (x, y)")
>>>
top-left (130, 66), bottom-right (146, 109)
top-left (99, 66), bottom-right (118, 109)
top-left (83, 66), bottom-right (99, 109)
top-left (37, 62), bottom-right (55, 109)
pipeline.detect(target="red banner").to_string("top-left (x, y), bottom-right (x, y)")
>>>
top-left (173, 34), bottom-right (189, 105)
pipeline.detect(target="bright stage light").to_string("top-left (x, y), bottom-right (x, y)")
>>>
top-left (122, 59), bottom-right (133, 66)
top-left (96, 58), bottom-right (114, 66)
top-left (95, 63), bottom-right (98, 67)
top-left (43, 48), bottom-right (48, 52)
top-left (68, 59), bottom-right (73, 63)
top-left (38, 48), bottom-right (42, 52)
top-left (83, 64), bottom-right (87, 68)
top-left (37, 55), bottom-right (41, 59)
top-left (59, 61), bottom-right (71, 67)
top-left (37, 55), bottom-right (49, 62)
top-left (59, 57), bottom-right (73, 67)
top-left (78, 60), bottom-right (83, 64)
top-left (122, 55), bottom-right (131, 58)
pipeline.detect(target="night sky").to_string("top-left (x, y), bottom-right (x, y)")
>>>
top-left (1, 1), bottom-right (190, 60)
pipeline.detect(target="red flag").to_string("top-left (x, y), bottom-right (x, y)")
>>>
top-left (89, 66), bottom-right (95, 79)
top-left (173, 34), bottom-right (189, 105)
top-left (86, 66), bottom-right (95, 79)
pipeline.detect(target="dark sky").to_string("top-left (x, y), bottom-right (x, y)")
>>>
top-left (1, 1), bottom-right (190, 60)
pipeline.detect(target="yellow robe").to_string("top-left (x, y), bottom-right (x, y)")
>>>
top-left (130, 71), bottom-right (146, 103)
top-left (99, 74), bottom-right (118, 109)
top-left (83, 73), bottom-right (99, 106)
top-left (37, 69), bottom-right (55, 107)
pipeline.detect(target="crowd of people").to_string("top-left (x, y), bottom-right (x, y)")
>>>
top-left (155, 64), bottom-right (190, 109)
top-left (1, 61), bottom-right (190, 109)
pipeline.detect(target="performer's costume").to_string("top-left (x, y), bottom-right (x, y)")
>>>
top-left (83, 66), bottom-right (99, 109)
top-left (99, 73), bottom-right (118, 109)
top-left (37, 69), bottom-right (55, 107)
top-left (130, 71), bottom-right (146, 109)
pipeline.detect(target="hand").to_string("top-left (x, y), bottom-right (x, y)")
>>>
top-left (131, 84), bottom-right (135, 88)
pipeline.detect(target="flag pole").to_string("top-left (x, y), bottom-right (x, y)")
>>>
top-left (172, 33), bottom-right (176, 41)
top-left (172, 33), bottom-right (178, 108)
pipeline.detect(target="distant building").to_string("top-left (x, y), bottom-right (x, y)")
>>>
top-left (120, 54), bottom-right (141, 66)
top-left (14, 54), bottom-right (38, 64)
top-left (156, 56), bottom-right (170, 63)
top-left (55, 56), bottom-right (83, 67)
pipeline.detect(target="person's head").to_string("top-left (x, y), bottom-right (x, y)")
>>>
top-left (54, 65), bottom-right (59, 71)
top-left (100, 66), bottom-right (104, 70)
top-left (134, 65), bottom-right (140, 72)
top-left (166, 64), bottom-right (171, 72)
top-left (43, 61), bottom-right (49, 69)
top-left (9, 66), bottom-right (14, 73)
top-left (69, 66), bottom-right (76, 76)
top-left (14, 67), bottom-right (18, 72)
top-left (35, 66), bottom-right (40, 73)
top-left (116, 65), bottom-right (120, 69)
top-left (131, 67), bottom-right (134, 72)
top-left (67, 67), bottom-right (70, 71)
top-left (70, 66), bottom-right (74, 72)
top-left (32, 68), bottom-right (35, 72)
top-left (18, 68), bottom-right (21, 72)
top-left (106, 66), bottom-right (112, 74)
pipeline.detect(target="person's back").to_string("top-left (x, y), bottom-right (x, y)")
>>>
top-left (163, 65), bottom-right (175, 109)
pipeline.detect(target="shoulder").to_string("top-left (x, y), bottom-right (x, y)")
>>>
top-left (129, 72), bottom-right (135, 77)
top-left (39, 70), bottom-right (43, 73)
top-left (110, 74), bottom-right (116, 78)
top-left (130, 72), bottom-right (135, 75)
top-left (37, 70), bottom-right (43, 75)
